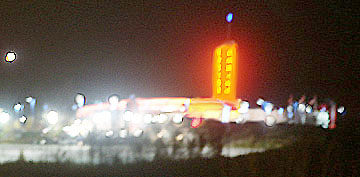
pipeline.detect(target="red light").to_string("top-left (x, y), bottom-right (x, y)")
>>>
top-left (191, 118), bottom-right (203, 128)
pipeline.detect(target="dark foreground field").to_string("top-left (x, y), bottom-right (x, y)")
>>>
top-left (1, 118), bottom-right (358, 177)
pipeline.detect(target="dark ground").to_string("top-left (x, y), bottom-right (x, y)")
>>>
top-left (0, 114), bottom-right (358, 177)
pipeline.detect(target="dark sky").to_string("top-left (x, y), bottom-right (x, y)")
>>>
top-left (0, 1), bottom-right (357, 113)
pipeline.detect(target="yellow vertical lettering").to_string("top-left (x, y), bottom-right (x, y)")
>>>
top-left (226, 65), bottom-right (232, 72)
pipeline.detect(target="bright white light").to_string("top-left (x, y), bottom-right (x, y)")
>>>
top-left (158, 114), bottom-right (168, 124)
top-left (63, 125), bottom-right (79, 138)
top-left (108, 94), bottom-right (120, 105)
top-left (256, 98), bottom-right (264, 106)
top-left (298, 104), bottom-right (306, 113)
top-left (221, 105), bottom-right (231, 123)
top-left (40, 139), bottom-right (46, 145)
top-left (42, 127), bottom-right (50, 134)
top-left (74, 93), bottom-right (86, 107)
top-left (152, 115), bottom-right (160, 123)
top-left (320, 107), bottom-right (327, 112)
top-left (25, 97), bottom-right (33, 103)
top-left (133, 129), bottom-right (143, 137)
top-left (19, 115), bottom-right (27, 124)
top-left (14, 103), bottom-right (22, 112)
top-left (287, 105), bottom-right (293, 113)
top-left (92, 111), bottom-right (112, 130)
top-left (157, 129), bottom-right (167, 138)
top-left (123, 111), bottom-right (133, 122)
top-left (0, 112), bottom-right (10, 124)
top-left (172, 114), bottom-right (183, 124)
top-left (119, 129), bottom-right (127, 138)
top-left (46, 111), bottom-right (59, 125)
top-left (235, 116), bottom-right (245, 124)
top-left (133, 113), bottom-right (142, 124)
top-left (316, 112), bottom-right (330, 128)
top-left (238, 101), bottom-right (249, 114)
top-left (265, 115), bottom-right (276, 127)
top-left (143, 114), bottom-right (152, 124)
top-left (263, 102), bottom-right (273, 114)
top-left (305, 105), bottom-right (313, 114)
top-left (337, 106), bottom-right (345, 114)
top-left (176, 134), bottom-right (184, 141)
top-left (278, 107), bottom-right (284, 115)
top-left (74, 119), bottom-right (81, 125)
top-left (105, 130), bottom-right (114, 137)
top-left (179, 106), bottom-right (186, 113)
top-left (5, 51), bottom-right (16, 63)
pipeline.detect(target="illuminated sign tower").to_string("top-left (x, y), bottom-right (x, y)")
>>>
top-left (212, 40), bottom-right (238, 101)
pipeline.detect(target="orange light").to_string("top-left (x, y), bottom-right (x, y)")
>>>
top-left (212, 41), bottom-right (238, 101)
top-left (226, 73), bottom-right (231, 79)
top-left (226, 65), bottom-right (232, 72)
top-left (226, 57), bottom-right (232, 64)
top-left (225, 80), bottom-right (231, 86)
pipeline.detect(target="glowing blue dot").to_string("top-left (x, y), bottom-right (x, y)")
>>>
top-left (226, 13), bottom-right (233, 23)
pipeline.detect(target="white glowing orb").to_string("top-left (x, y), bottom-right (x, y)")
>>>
top-left (123, 111), bottom-right (133, 122)
top-left (105, 130), bottom-right (114, 137)
top-left (278, 107), bottom-right (284, 115)
top-left (238, 101), bottom-right (249, 114)
top-left (40, 139), bottom-right (46, 145)
top-left (337, 106), bottom-right (345, 114)
top-left (14, 103), bottom-right (22, 112)
top-left (235, 116), bottom-right (245, 124)
top-left (298, 104), bottom-right (306, 113)
top-left (158, 114), bottom-right (168, 123)
top-left (119, 129), bottom-right (127, 138)
top-left (25, 97), bottom-right (33, 103)
top-left (152, 115), bottom-right (160, 123)
top-left (46, 111), bottom-right (59, 125)
top-left (265, 115), bottom-right (276, 127)
top-left (305, 105), bottom-right (313, 113)
top-left (19, 116), bottom-right (27, 124)
top-left (74, 119), bottom-right (81, 125)
top-left (157, 130), bottom-right (167, 138)
top-left (133, 113), bottom-right (142, 124)
top-left (256, 98), bottom-right (264, 106)
top-left (316, 112), bottom-right (330, 128)
top-left (143, 114), bottom-right (152, 124)
top-left (0, 112), bottom-right (10, 124)
top-left (264, 103), bottom-right (273, 114)
top-left (176, 134), bottom-right (184, 141)
top-left (108, 94), bottom-right (120, 105)
top-left (42, 127), bottom-right (50, 134)
top-left (172, 114), bottom-right (183, 124)
top-left (74, 93), bottom-right (86, 107)
top-left (179, 106), bottom-right (186, 113)
top-left (5, 51), bottom-right (16, 63)
top-left (92, 111), bottom-right (111, 130)
top-left (133, 129), bottom-right (143, 137)
top-left (287, 105), bottom-right (293, 113)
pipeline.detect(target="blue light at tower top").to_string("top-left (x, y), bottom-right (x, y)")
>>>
top-left (226, 13), bottom-right (233, 23)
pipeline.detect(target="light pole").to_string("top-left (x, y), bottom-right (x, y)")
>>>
top-left (4, 51), bottom-right (16, 63)
top-left (226, 13), bottom-right (233, 40)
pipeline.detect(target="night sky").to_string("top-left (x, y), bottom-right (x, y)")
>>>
top-left (0, 1), bottom-right (357, 114)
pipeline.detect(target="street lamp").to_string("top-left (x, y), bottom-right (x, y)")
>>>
top-left (19, 115), bottom-right (27, 124)
top-left (46, 110), bottom-right (59, 125)
top-left (74, 93), bottom-right (86, 108)
top-left (4, 51), bottom-right (16, 63)
top-left (14, 102), bottom-right (23, 112)
top-left (108, 94), bottom-right (120, 105)
top-left (0, 112), bottom-right (10, 124)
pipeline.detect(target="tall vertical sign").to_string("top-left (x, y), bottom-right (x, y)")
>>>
top-left (212, 41), bottom-right (238, 101)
